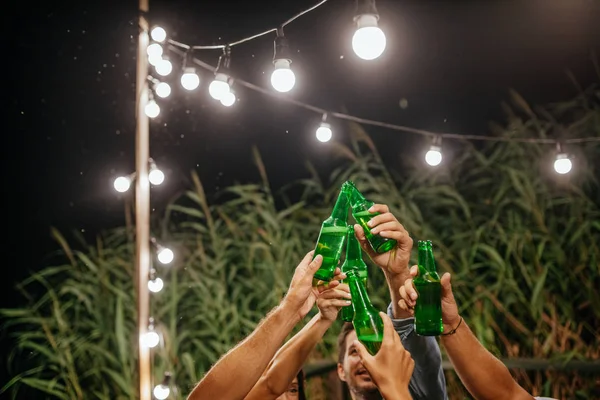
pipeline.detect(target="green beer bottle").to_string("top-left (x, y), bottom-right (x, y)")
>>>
top-left (414, 240), bottom-right (443, 336)
top-left (312, 189), bottom-right (349, 282)
top-left (346, 269), bottom-right (383, 355)
top-left (343, 181), bottom-right (397, 254)
top-left (340, 225), bottom-right (368, 322)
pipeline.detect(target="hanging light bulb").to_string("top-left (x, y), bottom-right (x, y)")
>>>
top-left (352, 0), bottom-right (386, 60)
top-left (157, 246), bottom-right (174, 264)
top-left (148, 277), bottom-right (164, 293)
top-left (220, 90), bottom-right (236, 107)
top-left (181, 67), bottom-right (200, 90)
top-left (154, 81), bottom-right (171, 98)
top-left (209, 47), bottom-right (232, 100)
top-left (153, 373), bottom-right (172, 400)
top-left (155, 56), bottom-right (173, 76)
top-left (141, 318), bottom-right (160, 348)
top-left (271, 30), bottom-right (296, 93)
top-left (145, 99), bottom-right (160, 118)
top-left (147, 43), bottom-right (163, 59)
top-left (113, 176), bottom-right (132, 192)
top-left (150, 26), bottom-right (167, 43)
top-left (425, 145), bottom-right (442, 166)
top-left (554, 153), bottom-right (572, 174)
top-left (316, 122), bottom-right (332, 143)
top-left (148, 268), bottom-right (164, 293)
top-left (149, 160), bottom-right (165, 185)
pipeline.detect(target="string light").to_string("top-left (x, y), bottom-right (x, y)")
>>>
top-left (148, 159), bottom-right (165, 185)
top-left (425, 137), bottom-right (443, 166)
top-left (209, 47), bottom-right (232, 100)
top-left (156, 245), bottom-right (174, 265)
top-left (113, 175), bottom-right (132, 193)
top-left (553, 143), bottom-right (572, 174)
top-left (315, 114), bottom-right (333, 142)
top-left (181, 67), bottom-right (200, 90)
top-left (271, 29), bottom-right (296, 93)
top-left (148, 277), bottom-right (164, 293)
top-left (141, 318), bottom-right (160, 348)
top-left (145, 97), bottom-right (160, 118)
top-left (154, 81), bottom-right (171, 99)
top-left (153, 373), bottom-right (172, 400)
top-left (220, 90), bottom-right (236, 107)
top-left (352, 0), bottom-right (386, 60)
top-left (155, 56), bottom-right (173, 77)
top-left (150, 26), bottom-right (167, 43)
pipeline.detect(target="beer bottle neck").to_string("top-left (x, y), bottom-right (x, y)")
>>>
top-left (347, 272), bottom-right (374, 314)
top-left (345, 228), bottom-right (362, 260)
top-left (343, 182), bottom-right (370, 209)
top-left (417, 242), bottom-right (437, 274)
top-left (329, 189), bottom-right (349, 222)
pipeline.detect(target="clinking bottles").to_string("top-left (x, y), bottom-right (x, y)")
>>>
top-left (343, 181), bottom-right (397, 254)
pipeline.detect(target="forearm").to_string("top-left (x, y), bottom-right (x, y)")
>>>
top-left (247, 314), bottom-right (332, 399)
top-left (188, 302), bottom-right (301, 400)
top-left (441, 318), bottom-right (532, 400)
top-left (378, 384), bottom-right (413, 400)
top-left (384, 270), bottom-right (412, 319)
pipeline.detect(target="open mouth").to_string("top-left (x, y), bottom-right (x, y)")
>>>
top-left (355, 368), bottom-right (371, 379)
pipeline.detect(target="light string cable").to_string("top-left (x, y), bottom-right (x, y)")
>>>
top-left (163, 1), bottom-right (599, 144)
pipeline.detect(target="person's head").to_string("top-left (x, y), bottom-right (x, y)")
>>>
top-left (275, 370), bottom-right (306, 400)
top-left (337, 322), bottom-right (379, 397)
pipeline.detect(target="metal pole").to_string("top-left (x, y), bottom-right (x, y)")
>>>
top-left (135, 0), bottom-right (151, 399)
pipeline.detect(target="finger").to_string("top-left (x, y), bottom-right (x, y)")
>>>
top-left (368, 204), bottom-right (389, 214)
top-left (302, 250), bottom-right (315, 265)
top-left (410, 265), bottom-right (419, 277)
top-left (318, 287), bottom-right (352, 300)
top-left (380, 312), bottom-right (402, 348)
top-left (320, 299), bottom-right (353, 308)
top-left (397, 299), bottom-right (414, 315)
top-left (331, 271), bottom-right (347, 282)
top-left (440, 272), bottom-right (455, 300)
top-left (354, 224), bottom-right (376, 256)
top-left (333, 267), bottom-right (342, 276)
top-left (352, 340), bottom-right (374, 367)
top-left (370, 221), bottom-right (400, 235)
top-left (404, 278), bottom-right (418, 302)
top-left (398, 286), bottom-right (412, 306)
top-left (307, 254), bottom-right (323, 275)
top-left (366, 213), bottom-right (396, 229)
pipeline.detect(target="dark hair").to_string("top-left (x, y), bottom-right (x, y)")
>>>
top-left (297, 369), bottom-right (306, 400)
top-left (337, 322), bottom-right (355, 364)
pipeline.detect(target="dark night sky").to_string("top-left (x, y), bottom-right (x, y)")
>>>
top-left (2, 0), bottom-right (599, 383)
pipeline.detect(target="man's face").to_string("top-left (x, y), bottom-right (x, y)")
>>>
top-left (275, 377), bottom-right (299, 400)
top-left (337, 330), bottom-right (378, 395)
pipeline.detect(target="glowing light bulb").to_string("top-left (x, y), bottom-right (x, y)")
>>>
top-left (150, 26), bottom-right (167, 43)
top-left (153, 384), bottom-right (170, 400)
top-left (147, 43), bottom-right (163, 58)
top-left (180, 67), bottom-right (200, 90)
top-left (209, 73), bottom-right (230, 100)
top-left (157, 247), bottom-right (174, 264)
top-left (148, 54), bottom-right (162, 67)
top-left (316, 123), bottom-right (332, 143)
top-left (141, 331), bottom-right (160, 348)
top-left (145, 100), bottom-right (160, 118)
top-left (425, 145), bottom-right (442, 166)
top-left (554, 153), bottom-right (572, 174)
top-left (271, 59), bottom-right (296, 93)
top-left (155, 82), bottom-right (171, 98)
top-left (352, 15), bottom-right (386, 60)
top-left (149, 168), bottom-right (165, 185)
top-left (113, 176), bottom-right (131, 192)
top-left (220, 91), bottom-right (236, 107)
top-left (148, 278), bottom-right (164, 293)
top-left (155, 58), bottom-right (172, 76)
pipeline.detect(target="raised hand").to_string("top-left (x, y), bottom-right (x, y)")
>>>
top-left (283, 251), bottom-right (325, 319)
top-left (398, 265), bottom-right (461, 332)
top-left (353, 312), bottom-right (414, 399)
top-left (316, 270), bottom-right (351, 321)
top-left (353, 204), bottom-right (413, 276)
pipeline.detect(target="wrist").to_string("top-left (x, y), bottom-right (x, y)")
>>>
top-left (316, 312), bottom-right (336, 327)
top-left (279, 298), bottom-right (304, 325)
top-left (378, 381), bottom-right (411, 400)
top-left (442, 315), bottom-right (462, 334)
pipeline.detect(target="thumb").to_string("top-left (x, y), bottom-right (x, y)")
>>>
top-left (307, 254), bottom-right (323, 275)
top-left (440, 272), bottom-right (454, 300)
top-left (352, 339), bottom-right (374, 367)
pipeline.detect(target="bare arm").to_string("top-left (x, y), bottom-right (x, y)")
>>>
top-left (441, 318), bottom-right (533, 400)
top-left (398, 268), bottom-right (533, 400)
top-left (187, 251), bottom-right (323, 400)
top-left (245, 279), bottom-right (351, 400)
